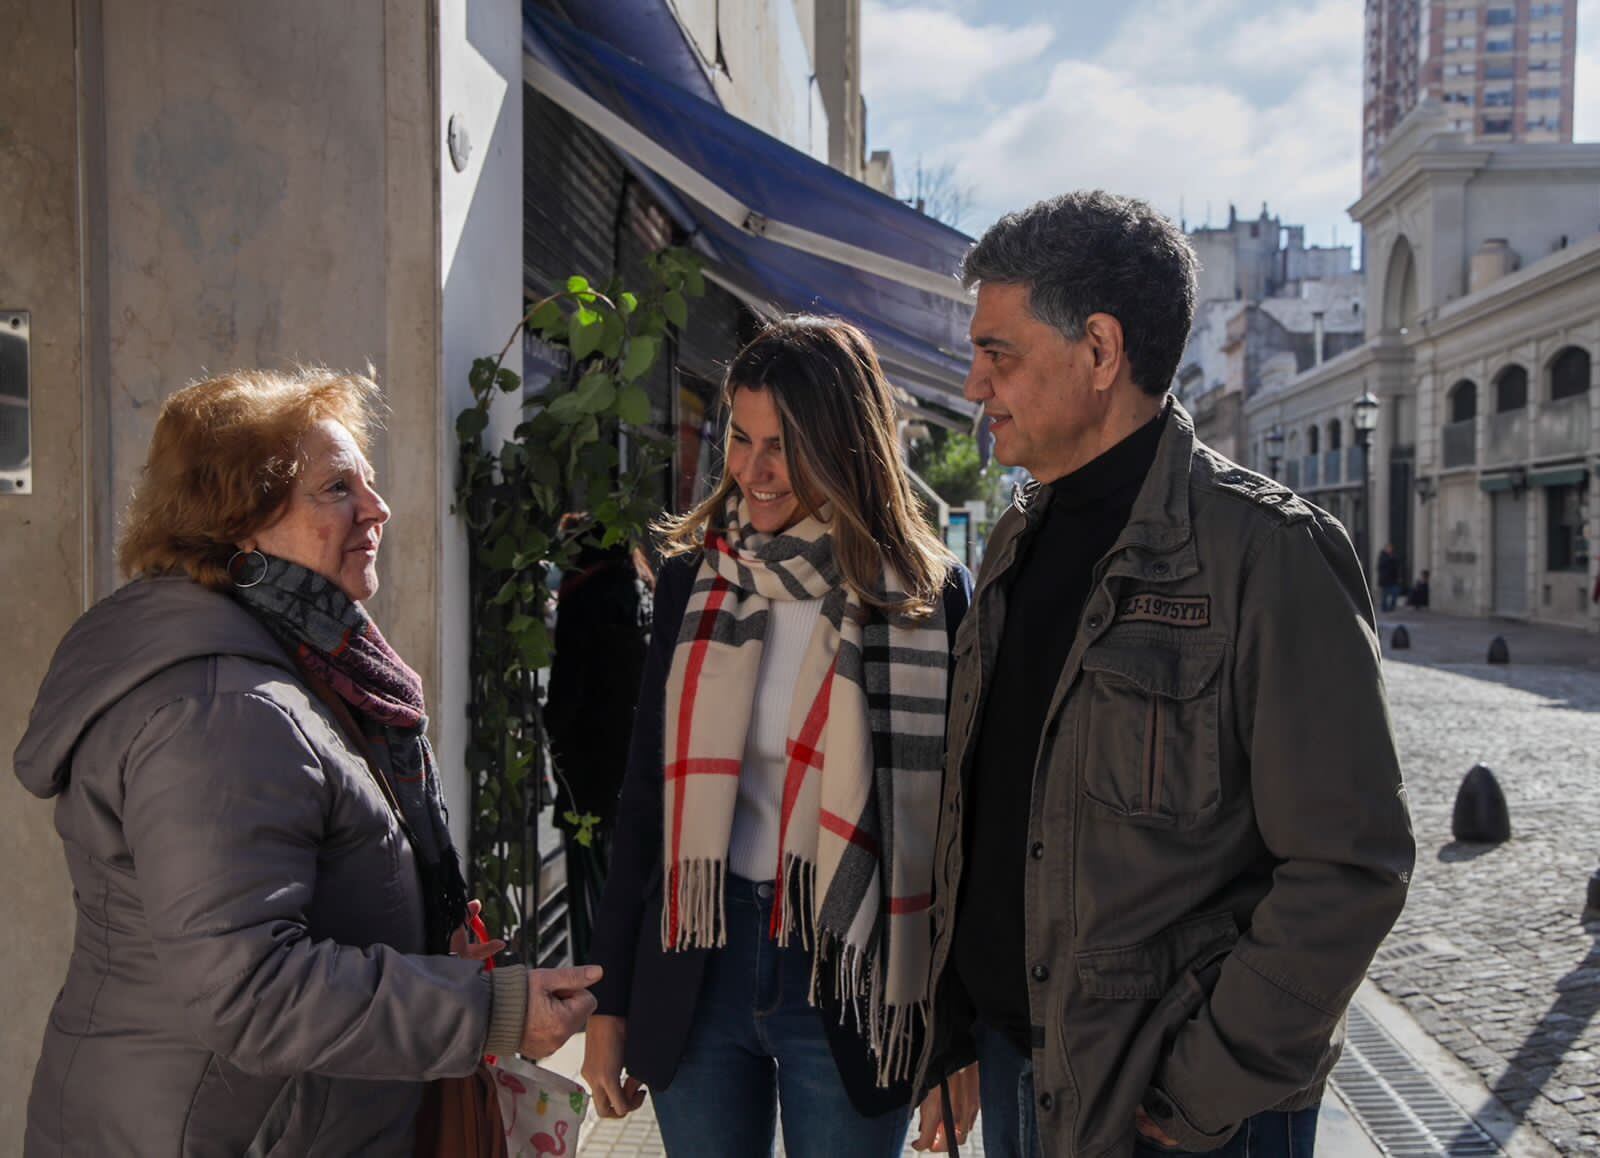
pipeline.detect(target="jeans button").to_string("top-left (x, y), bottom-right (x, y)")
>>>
top-left (756, 881), bottom-right (774, 901)
top-left (1038, 1091), bottom-right (1054, 1112)
top-left (1031, 964), bottom-right (1050, 982)
top-left (1087, 613), bottom-right (1104, 630)
top-left (1030, 841), bottom-right (1045, 860)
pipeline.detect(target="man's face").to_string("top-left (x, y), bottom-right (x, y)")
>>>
top-left (964, 281), bottom-right (1101, 484)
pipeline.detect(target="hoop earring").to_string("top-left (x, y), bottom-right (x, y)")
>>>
top-left (228, 549), bottom-right (269, 589)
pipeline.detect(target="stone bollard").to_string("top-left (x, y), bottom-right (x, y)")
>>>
top-left (1391, 625), bottom-right (1410, 650)
top-left (1487, 635), bottom-right (1510, 664)
top-left (1452, 763), bottom-right (1511, 844)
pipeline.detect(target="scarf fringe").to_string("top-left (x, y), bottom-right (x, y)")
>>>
top-left (662, 858), bottom-right (728, 950)
top-left (773, 853), bottom-right (816, 951)
top-left (808, 926), bottom-right (929, 1087)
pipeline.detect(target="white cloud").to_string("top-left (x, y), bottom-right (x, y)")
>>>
top-left (861, 2), bottom-right (1056, 104)
top-left (943, 36), bottom-right (1360, 243)
top-left (873, 0), bottom-right (1364, 245)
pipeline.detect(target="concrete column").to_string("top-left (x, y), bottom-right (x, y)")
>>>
top-left (0, 4), bottom-right (87, 1139)
top-left (0, 1), bottom-right (450, 1145)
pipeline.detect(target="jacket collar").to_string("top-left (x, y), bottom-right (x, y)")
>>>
top-left (993, 396), bottom-right (1201, 588)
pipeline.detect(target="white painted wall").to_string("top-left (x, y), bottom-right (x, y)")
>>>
top-left (438, 0), bottom-right (524, 853)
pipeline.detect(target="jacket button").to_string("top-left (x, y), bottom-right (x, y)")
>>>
top-left (1087, 613), bottom-right (1104, 630)
top-left (1038, 1092), bottom-right (1055, 1112)
top-left (1031, 964), bottom-right (1050, 982)
top-left (1030, 841), bottom-right (1045, 860)
top-left (1152, 561), bottom-right (1170, 575)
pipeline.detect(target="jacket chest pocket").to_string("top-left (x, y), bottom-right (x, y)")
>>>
top-left (1077, 638), bottom-right (1224, 828)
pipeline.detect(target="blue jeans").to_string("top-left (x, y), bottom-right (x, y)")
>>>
top-left (975, 1023), bottom-right (1043, 1158)
top-left (977, 1022), bottom-right (1321, 1157)
top-left (651, 876), bottom-right (910, 1158)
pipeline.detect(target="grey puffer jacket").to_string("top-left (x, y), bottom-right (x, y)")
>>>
top-left (15, 577), bottom-right (527, 1157)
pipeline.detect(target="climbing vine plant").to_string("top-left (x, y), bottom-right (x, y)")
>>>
top-left (456, 247), bottom-right (705, 954)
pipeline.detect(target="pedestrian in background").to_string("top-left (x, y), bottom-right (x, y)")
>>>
top-left (1409, 568), bottom-right (1431, 609)
top-left (1378, 542), bottom-right (1403, 612)
top-left (582, 317), bottom-right (979, 1156)
top-left (545, 512), bottom-right (654, 962)
top-left (14, 369), bottom-right (598, 1156)
top-left (916, 192), bottom-right (1414, 1158)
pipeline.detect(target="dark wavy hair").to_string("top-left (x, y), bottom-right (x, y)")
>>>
top-left (657, 316), bottom-right (952, 619)
top-left (961, 190), bottom-right (1198, 396)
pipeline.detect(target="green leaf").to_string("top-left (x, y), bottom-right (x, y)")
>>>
top-left (662, 291), bottom-right (688, 330)
top-left (528, 299), bottom-right (563, 333)
top-left (574, 372), bottom-right (617, 414)
top-left (685, 267), bottom-right (706, 296)
top-left (565, 275), bottom-right (590, 294)
top-left (621, 336), bottom-right (659, 382)
top-left (570, 313), bottom-right (604, 361)
top-left (469, 358), bottom-right (497, 395)
top-left (617, 384), bottom-right (651, 425)
top-left (620, 291), bottom-right (638, 315)
top-left (600, 309), bottom-right (626, 360)
top-left (546, 391), bottom-right (585, 423)
top-left (456, 407), bottom-right (489, 440)
top-left (495, 367), bottom-right (521, 394)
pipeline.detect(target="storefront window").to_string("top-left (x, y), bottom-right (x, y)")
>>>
top-left (674, 374), bottom-right (722, 513)
top-left (1546, 483), bottom-right (1589, 572)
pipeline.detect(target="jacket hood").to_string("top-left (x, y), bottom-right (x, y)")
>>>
top-left (14, 577), bottom-right (293, 799)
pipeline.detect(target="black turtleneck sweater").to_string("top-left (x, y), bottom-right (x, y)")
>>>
top-left (953, 407), bottom-right (1167, 1052)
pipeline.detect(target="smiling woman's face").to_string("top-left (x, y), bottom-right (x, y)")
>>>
top-left (727, 386), bottom-right (806, 534)
top-left (242, 418), bottom-right (391, 601)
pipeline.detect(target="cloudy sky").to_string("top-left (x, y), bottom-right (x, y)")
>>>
top-left (861, 0), bottom-right (1600, 254)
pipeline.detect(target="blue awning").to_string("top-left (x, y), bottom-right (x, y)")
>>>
top-left (522, 7), bottom-right (976, 422)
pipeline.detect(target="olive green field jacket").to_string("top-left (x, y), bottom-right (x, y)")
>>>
top-left (915, 401), bottom-right (1414, 1157)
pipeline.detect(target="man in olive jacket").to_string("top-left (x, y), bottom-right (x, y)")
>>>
top-left (913, 192), bottom-right (1414, 1157)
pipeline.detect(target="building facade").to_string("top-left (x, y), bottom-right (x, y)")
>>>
top-left (1247, 109), bottom-right (1599, 629)
top-left (1364, 0), bottom-right (1578, 188)
top-left (1178, 208), bottom-right (1362, 460)
top-left (0, 0), bottom-right (948, 1144)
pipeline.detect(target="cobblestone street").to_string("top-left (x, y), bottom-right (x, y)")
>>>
top-left (1368, 611), bottom-right (1600, 1154)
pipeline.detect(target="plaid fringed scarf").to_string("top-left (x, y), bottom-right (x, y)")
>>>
top-left (663, 496), bottom-right (949, 1083)
top-left (233, 557), bottom-right (468, 955)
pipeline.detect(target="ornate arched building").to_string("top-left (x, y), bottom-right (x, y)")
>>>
top-left (1247, 106), bottom-right (1600, 628)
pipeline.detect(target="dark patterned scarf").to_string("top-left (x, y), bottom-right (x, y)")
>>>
top-left (233, 556), bottom-right (467, 954)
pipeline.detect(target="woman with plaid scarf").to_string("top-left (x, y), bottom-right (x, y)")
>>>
top-left (582, 318), bottom-right (978, 1155)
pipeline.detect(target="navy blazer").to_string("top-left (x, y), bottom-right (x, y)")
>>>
top-left (586, 553), bottom-right (972, 1118)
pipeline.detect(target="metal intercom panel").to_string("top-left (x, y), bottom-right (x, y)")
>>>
top-left (0, 311), bottom-right (30, 494)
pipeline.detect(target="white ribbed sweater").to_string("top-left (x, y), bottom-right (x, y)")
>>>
top-left (727, 597), bottom-right (824, 882)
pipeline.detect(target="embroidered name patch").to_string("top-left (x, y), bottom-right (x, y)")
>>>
top-left (1118, 593), bottom-right (1211, 628)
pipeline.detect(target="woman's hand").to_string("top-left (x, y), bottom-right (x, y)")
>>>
top-left (911, 1063), bottom-right (979, 1152)
top-left (522, 965), bottom-right (601, 1058)
top-left (582, 1014), bottom-right (646, 1119)
top-left (449, 899), bottom-right (507, 963)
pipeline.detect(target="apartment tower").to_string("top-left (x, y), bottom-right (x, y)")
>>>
top-left (1363, 0), bottom-right (1577, 187)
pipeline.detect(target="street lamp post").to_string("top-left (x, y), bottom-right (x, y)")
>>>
top-left (1264, 424), bottom-right (1285, 480)
top-left (1352, 390), bottom-right (1380, 578)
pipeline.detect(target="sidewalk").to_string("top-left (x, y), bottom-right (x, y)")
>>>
top-left (542, 1032), bottom-right (1382, 1156)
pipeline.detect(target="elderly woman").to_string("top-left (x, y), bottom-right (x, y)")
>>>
top-left (15, 368), bottom-right (598, 1155)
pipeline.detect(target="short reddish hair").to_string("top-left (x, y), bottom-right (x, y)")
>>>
top-left (118, 367), bottom-right (383, 590)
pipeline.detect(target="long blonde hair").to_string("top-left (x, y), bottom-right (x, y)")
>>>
top-left (658, 316), bottom-right (952, 619)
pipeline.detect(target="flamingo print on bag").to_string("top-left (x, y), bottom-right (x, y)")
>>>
top-left (530, 1119), bottom-right (569, 1156)
top-left (494, 1070), bottom-right (528, 1133)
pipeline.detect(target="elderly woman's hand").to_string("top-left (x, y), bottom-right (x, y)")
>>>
top-left (521, 965), bottom-right (602, 1059)
top-left (448, 899), bottom-right (506, 963)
